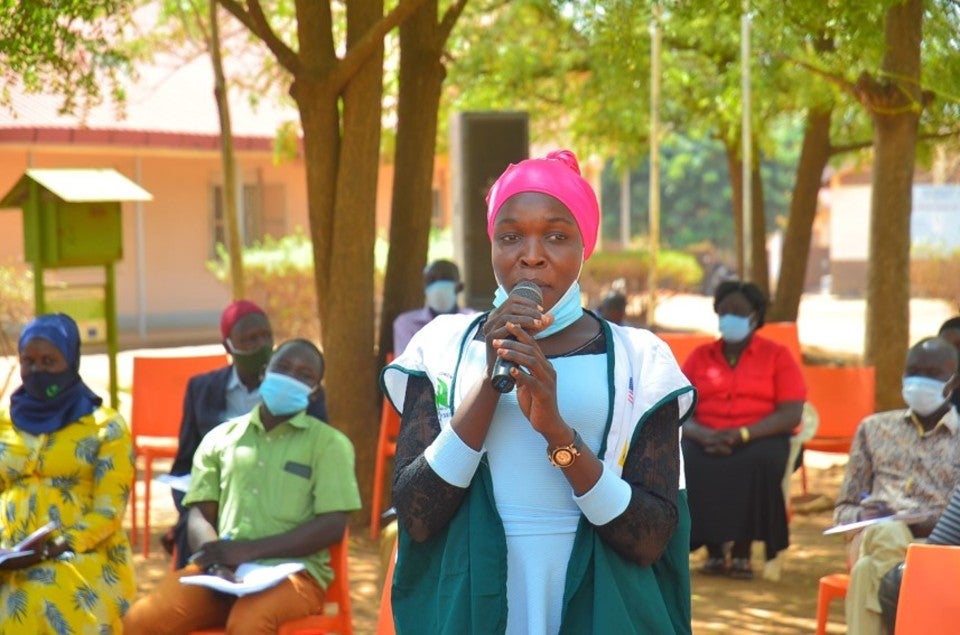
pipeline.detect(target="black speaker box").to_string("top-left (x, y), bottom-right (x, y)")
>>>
top-left (450, 111), bottom-right (530, 310)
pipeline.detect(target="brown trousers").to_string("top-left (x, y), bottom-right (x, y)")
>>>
top-left (122, 564), bottom-right (326, 635)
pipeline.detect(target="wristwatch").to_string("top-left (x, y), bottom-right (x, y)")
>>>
top-left (548, 430), bottom-right (582, 468)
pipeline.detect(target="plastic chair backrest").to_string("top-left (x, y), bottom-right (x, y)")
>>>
top-left (371, 352), bottom-right (400, 539)
top-left (802, 365), bottom-right (875, 439)
top-left (376, 541), bottom-right (398, 635)
top-left (131, 354), bottom-right (227, 439)
top-left (895, 543), bottom-right (960, 634)
top-left (657, 332), bottom-right (715, 367)
top-left (758, 321), bottom-right (802, 364)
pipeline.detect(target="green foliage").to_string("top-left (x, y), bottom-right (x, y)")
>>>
top-left (206, 230), bottom-right (320, 343)
top-left (0, 0), bottom-right (134, 114)
top-left (206, 227), bottom-right (452, 342)
top-left (600, 125), bottom-right (801, 250)
top-left (580, 247), bottom-right (703, 302)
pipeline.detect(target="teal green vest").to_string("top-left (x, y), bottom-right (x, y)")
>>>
top-left (392, 459), bottom-right (692, 634)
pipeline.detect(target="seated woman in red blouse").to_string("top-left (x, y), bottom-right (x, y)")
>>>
top-left (681, 280), bottom-right (806, 580)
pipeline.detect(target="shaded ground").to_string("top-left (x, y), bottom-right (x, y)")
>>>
top-left (130, 456), bottom-right (850, 635)
top-left (10, 290), bottom-right (899, 633)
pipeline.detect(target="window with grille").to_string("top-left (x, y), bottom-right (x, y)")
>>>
top-left (211, 183), bottom-right (286, 255)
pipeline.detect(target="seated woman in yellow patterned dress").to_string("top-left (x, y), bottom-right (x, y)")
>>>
top-left (0, 313), bottom-right (136, 632)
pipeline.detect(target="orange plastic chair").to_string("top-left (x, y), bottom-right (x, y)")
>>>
top-left (190, 529), bottom-right (353, 635)
top-left (376, 541), bottom-right (398, 635)
top-left (815, 572), bottom-right (849, 635)
top-left (656, 331), bottom-right (715, 367)
top-left (895, 543), bottom-right (960, 634)
top-left (129, 353), bottom-right (227, 556)
top-left (371, 354), bottom-right (400, 540)
top-left (799, 364), bottom-right (875, 494)
top-left (758, 321), bottom-right (802, 364)
top-left (370, 399), bottom-right (400, 540)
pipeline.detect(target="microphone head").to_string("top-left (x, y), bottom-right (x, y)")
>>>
top-left (510, 280), bottom-right (543, 305)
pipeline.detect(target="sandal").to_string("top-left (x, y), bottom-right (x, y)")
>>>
top-left (728, 557), bottom-right (754, 580)
top-left (700, 556), bottom-right (728, 576)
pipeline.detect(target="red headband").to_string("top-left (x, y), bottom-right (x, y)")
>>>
top-left (220, 300), bottom-right (266, 340)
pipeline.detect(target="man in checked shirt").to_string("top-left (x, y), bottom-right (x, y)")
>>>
top-left (833, 336), bottom-right (960, 635)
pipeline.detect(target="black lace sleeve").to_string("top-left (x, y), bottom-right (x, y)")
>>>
top-left (392, 374), bottom-right (470, 542)
top-left (595, 397), bottom-right (681, 566)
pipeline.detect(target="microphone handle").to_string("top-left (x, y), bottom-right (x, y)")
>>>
top-left (490, 335), bottom-right (518, 393)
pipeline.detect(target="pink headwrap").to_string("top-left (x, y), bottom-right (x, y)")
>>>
top-left (485, 149), bottom-right (600, 260)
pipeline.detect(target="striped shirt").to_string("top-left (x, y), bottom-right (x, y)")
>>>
top-left (930, 486), bottom-right (960, 545)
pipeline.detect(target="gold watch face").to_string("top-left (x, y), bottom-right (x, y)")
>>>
top-left (551, 447), bottom-right (575, 467)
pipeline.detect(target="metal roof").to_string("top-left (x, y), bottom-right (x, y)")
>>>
top-left (0, 168), bottom-right (152, 207)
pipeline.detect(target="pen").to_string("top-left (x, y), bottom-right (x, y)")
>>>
top-left (187, 532), bottom-right (233, 565)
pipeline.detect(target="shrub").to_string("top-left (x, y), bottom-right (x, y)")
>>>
top-left (581, 248), bottom-right (703, 303)
top-left (911, 249), bottom-right (960, 305)
top-left (207, 229), bottom-right (397, 344)
top-left (207, 230), bottom-right (323, 344)
top-left (0, 263), bottom-right (34, 398)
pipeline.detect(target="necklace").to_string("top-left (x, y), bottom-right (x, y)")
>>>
top-left (560, 330), bottom-right (603, 357)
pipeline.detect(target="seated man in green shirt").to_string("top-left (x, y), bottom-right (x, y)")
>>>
top-left (123, 339), bottom-right (361, 634)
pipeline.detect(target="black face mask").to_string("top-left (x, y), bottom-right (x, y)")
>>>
top-left (231, 343), bottom-right (273, 379)
top-left (22, 370), bottom-right (79, 401)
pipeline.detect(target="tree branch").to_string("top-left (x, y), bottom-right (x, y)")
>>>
top-left (217, 0), bottom-right (301, 74)
top-left (918, 126), bottom-right (960, 142)
top-left (438, 0), bottom-right (469, 42)
top-left (829, 140), bottom-right (872, 156)
top-left (781, 54), bottom-right (858, 101)
top-left (830, 126), bottom-right (960, 157)
top-left (333, 0), bottom-right (429, 92)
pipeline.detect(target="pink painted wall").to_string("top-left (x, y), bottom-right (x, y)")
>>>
top-left (0, 144), bottom-right (311, 338)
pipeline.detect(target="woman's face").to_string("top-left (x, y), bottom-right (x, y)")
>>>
top-left (19, 337), bottom-right (68, 379)
top-left (491, 192), bottom-right (584, 310)
top-left (716, 291), bottom-right (756, 325)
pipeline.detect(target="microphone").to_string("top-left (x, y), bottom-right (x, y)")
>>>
top-left (490, 281), bottom-right (543, 393)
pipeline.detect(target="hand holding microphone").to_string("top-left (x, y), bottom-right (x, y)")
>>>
top-left (490, 281), bottom-right (543, 393)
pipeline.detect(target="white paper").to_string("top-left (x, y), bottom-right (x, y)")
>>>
top-left (180, 562), bottom-right (305, 596)
top-left (0, 521), bottom-right (59, 569)
top-left (156, 473), bottom-right (192, 493)
top-left (13, 521), bottom-right (58, 551)
top-left (823, 510), bottom-right (932, 535)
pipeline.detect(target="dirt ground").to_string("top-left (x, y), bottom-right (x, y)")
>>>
top-left (130, 456), bottom-right (851, 635)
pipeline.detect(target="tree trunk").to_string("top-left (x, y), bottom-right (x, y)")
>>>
top-left (219, 0), bottom-right (430, 526)
top-left (727, 145), bottom-right (745, 278)
top-left (210, 2), bottom-right (244, 299)
top-left (726, 141), bottom-right (769, 296)
top-left (768, 107), bottom-right (832, 322)
top-left (378, 1), bottom-right (446, 363)
top-left (749, 158), bottom-right (769, 294)
top-left (863, 0), bottom-right (923, 412)
top-left (320, 0), bottom-right (386, 515)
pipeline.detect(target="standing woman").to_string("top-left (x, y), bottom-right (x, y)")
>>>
top-left (0, 313), bottom-right (136, 631)
top-left (381, 150), bottom-right (695, 634)
top-left (681, 281), bottom-right (805, 579)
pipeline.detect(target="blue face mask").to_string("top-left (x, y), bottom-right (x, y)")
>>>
top-left (259, 371), bottom-right (314, 416)
top-left (718, 313), bottom-right (752, 343)
top-left (425, 280), bottom-right (458, 314)
top-left (492, 281), bottom-right (584, 339)
top-left (902, 375), bottom-right (949, 416)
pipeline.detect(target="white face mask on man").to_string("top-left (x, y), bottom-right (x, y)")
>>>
top-left (901, 375), bottom-right (950, 416)
top-left (425, 280), bottom-right (458, 314)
